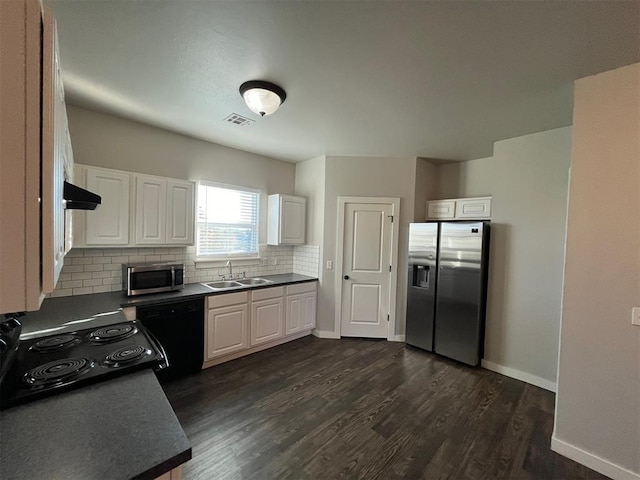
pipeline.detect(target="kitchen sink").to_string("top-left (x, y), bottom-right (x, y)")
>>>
top-left (202, 280), bottom-right (242, 290)
top-left (236, 278), bottom-right (272, 286)
top-left (201, 277), bottom-right (273, 290)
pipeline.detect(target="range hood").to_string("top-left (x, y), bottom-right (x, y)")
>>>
top-left (63, 181), bottom-right (101, 210)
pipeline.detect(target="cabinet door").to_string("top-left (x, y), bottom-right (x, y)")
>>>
top-left (250, 297), bottom-right (284, 346)
top-left (280, 196), bottom-right (306, 244)
top-left (40, 13), bottom-right (65, 293)
top-left (85, 169), bottom-right (131, 246)
top-left (285, 295), bottom-right (302, 335)
top-left (166, 180), bottom-right (194, 245)
top-left (206, 303), bottom-right (248, 359)
top-left (302, 292), bottom-right (317, 330)
top-left (455, 197), bottom-right (492, 219)
top-left (135, 175), bottom-right (167, 245)
top-left (426, 200), bottom-right (456, 220)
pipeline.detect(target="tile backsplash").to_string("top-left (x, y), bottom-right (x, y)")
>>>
top-left (50, 244), bottom-right (320, 298)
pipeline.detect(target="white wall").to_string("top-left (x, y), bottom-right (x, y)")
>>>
top-left (318, 156), bottom-right (418, 335)
top-left (294, 156), bottom-right (326, 249)
top-left (414, 158), bottom-right (439, 222)
top-left (66, 105), bottom-right (296, 243)
top-left (553, 63), bottom-right (640, 478)
top-left (437, 126), bottom-right (573, 389)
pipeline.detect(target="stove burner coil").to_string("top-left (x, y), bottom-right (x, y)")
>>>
top-left (23, 358), bottom-right (94, 386)
top-left (88, 324), bottom-right (137, 344)
top-left (104, 345), bottom-right (151, 367)
top-left (30, 334), bottom-right (80, 352)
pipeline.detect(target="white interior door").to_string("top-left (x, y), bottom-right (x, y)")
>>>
top-left (340, 201), bottom-right (394, 338)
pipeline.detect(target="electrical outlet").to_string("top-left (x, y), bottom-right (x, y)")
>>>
top-left (632, 307), bottom-right (640, 326)
top-left (326, 261), bottom-right (333, 270)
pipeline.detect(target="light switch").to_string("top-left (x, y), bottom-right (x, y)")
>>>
top-left (632, 307), bottom-right (640, 326)
top-left (326, 260), bottom-right (333, 270)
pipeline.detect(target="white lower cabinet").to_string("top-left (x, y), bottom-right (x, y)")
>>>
top-left (285, 282), bottom-right (317, 335)
top-left (205, 292), bottom-right (248, 360)
top-left (203, 282), bottom-right (317, 367)
top-left (250, 287), bottom-right (285, 346)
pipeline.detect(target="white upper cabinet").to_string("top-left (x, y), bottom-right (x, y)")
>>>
top-left (41, 9), bottom-right (67, 294)
top-left (74, 166), bottom-right (195, 248)
top-left (267, 194), bottom-right (306, 245)
top-left (79, 166), bottom-right (131, 246)
top-left (426, 200), bottom-right (456, 219)
top-left (426, 197), bottom-right (492, 220)
top-left (166, 180), bottom-right (195, 245)
top-left (135, 175), bottom-right (167, 245)
top-left (455, 197), bottom-right (492, 219)
top-left (134, 175), bottom-right (195, 246)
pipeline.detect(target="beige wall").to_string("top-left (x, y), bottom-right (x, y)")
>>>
top-left (414, 158), bottom-right (439, 222)
top-left (294, 156), bottom-right (326, 248)
top-left (437, 126), bottom-right (572, 387)
top-left (554, 63), bottom-right (640, 475)
top-left (66, 105), bottom-right (296, 242)
top-left (317, 156), bottom-right (418, 334)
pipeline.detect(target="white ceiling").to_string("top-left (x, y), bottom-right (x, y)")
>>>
top-left (48, 1), bottom-right (640, 163)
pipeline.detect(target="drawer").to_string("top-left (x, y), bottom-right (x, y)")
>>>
top-left (207, 291), bottom-right (248, 309)
top-left (286, 282), bottom-right (317, 295)
top-left (251, 286), bottom-right (284, 301)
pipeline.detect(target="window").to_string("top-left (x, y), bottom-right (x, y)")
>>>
top-left (196, 182), bottom-right (259, 258)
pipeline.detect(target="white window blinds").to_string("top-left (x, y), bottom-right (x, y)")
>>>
top-left (196, 182), bottom-right (259, 258)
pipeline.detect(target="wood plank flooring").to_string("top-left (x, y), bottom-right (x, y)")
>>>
top-left (162, 337), bottom-right (607, 480)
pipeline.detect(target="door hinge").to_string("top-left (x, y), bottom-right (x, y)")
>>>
top-left (387, 314), bottom-right (390, 322)
top-left (389, 265), bottom-right (392, 272)
top-left (387, 215), bottom-right (394, 223)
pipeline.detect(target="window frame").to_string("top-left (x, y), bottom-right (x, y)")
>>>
top-left (195, 180), bottom-right (261, 263)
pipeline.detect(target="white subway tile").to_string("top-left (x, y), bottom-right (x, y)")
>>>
top-left (72, 257), bottom-right (93, 265)
top-left (71, 272), bottom-right (92, 281)
top-left (62, 280), bottom-right (83, 289)
top-left (49, 288), bottom-right (73, 297)
top-left (84, 264), bottom-right (104, 272)
top-left (73, 287), bottom-right (94, 295)
top-left (62, 265), bottom-right (84, 273)
top-left (92, 271), bottom-right (111, 279)
top-left (92, 285), bottom-right (112, 293)
top-left (83, 279), bottom-right (103, 287)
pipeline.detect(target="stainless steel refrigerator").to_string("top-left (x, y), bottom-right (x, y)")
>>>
top-left (406, 221), bottom-right (490, 366)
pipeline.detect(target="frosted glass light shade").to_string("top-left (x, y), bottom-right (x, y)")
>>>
top-left (239, 81), bottom-right (286, 117)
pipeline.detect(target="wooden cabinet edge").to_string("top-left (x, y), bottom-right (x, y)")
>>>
top-left (154, 465), bottom-right (183, 480)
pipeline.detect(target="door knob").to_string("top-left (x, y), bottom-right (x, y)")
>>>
top-left (344, 275), bottom-right (350, 280)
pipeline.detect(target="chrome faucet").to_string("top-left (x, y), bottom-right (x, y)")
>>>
top-left (225, 260), bottom-right (233, 278)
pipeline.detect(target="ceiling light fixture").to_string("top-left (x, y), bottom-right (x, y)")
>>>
top-left (239, 80), bottom-right (286, 117)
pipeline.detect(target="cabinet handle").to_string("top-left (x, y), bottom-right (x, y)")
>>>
top-left (344, 275), bottom-right (350, 280)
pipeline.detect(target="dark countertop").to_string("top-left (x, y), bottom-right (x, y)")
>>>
top-left (0, 369), bottom-right (191, 480)
top-left (121, 273), bottom-right (318, 307)
top-left (21, 274), bottom-right (318, 337)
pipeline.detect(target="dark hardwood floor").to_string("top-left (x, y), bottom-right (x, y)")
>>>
top-left (162, 337), bottom-right (607, 480)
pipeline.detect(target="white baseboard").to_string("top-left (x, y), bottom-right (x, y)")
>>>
top-left (312, 329), bottom-right (340, 339)
top-left (390, 335), bottom-right (405, 342)
top-left (551, 435), bottom-right (640, 480)
top-left (481, 359), bottom-right (556, 392)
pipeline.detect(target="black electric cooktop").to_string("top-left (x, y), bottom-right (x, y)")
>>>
top-left (0, 320), bottom-right (167, 409)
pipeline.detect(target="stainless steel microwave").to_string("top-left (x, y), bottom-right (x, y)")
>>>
top-left (122, 263), bottom-right (184, 296)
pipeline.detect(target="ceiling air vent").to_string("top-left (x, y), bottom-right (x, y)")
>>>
top-left (224, 113), bottom-right (254, 126)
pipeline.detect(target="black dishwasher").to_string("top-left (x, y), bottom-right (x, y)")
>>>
top-left (136, 298), bottom-right (204, 381)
